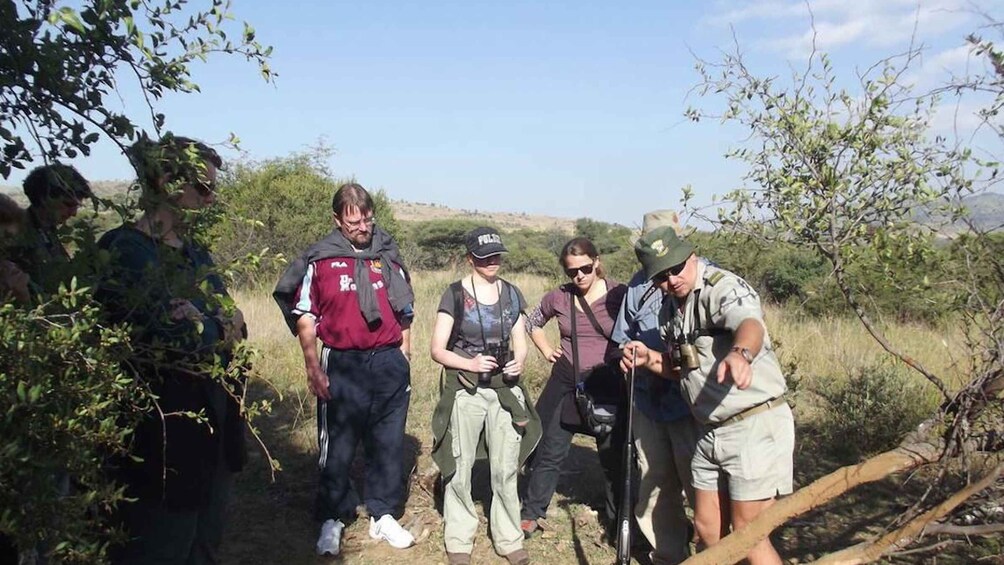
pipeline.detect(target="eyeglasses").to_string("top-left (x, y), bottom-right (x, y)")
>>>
top-left (652, 261), bottom-right (687, 283)
top-left (564, 263), bottom-right (595, 278)
top-left (340, 215), bottom-right (375, 229)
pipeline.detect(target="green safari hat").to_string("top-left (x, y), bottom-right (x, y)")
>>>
top-left (634, 225), bottom-right (694, 280)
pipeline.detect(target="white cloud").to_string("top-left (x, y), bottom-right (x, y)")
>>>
top-left (906, 44), bottom-right (978, 89)
top-left (708, 0), bottom-right (977, 58)
top-left (706, 1), bottom-right (806, 26)
top-left (929, 99), bottom-right (991, 139)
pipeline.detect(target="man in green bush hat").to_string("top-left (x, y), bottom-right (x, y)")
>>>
top-left (612, 209), bottom-right (699, 565)
top-left (621, 226), bottom-right (794, 565)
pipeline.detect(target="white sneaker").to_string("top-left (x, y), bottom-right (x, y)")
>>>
top-left (316, 519), bottom-right (344, 556)
top-left (369, 514), bottom-right (415, 549)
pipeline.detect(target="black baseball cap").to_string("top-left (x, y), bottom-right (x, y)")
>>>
top-left (465, 227), bottom-right (508, 259)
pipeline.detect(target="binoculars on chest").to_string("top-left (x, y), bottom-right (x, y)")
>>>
top-left (477, 341), bottom-right (514, 386)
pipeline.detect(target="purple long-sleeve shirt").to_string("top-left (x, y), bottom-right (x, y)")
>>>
top-left (526, 280), bottom-right (626, 371)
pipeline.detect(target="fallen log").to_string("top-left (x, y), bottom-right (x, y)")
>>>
top-left (681, 442), bottom-right (941, 565)
top-left (812, 462), bottom-right (1003, 564)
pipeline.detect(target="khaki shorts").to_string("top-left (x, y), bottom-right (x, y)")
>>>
top-left (691, 402), bottom-right (794, 501)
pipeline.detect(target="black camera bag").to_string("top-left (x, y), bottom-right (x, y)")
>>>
top-left (570, 290), bottom-right (620, 437)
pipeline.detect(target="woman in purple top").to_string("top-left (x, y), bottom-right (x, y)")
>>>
top-left (519, 237), bottom-right (628, 538)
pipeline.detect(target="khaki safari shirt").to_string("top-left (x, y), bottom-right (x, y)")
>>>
top-left (659, 259), bottom-right (787, 425)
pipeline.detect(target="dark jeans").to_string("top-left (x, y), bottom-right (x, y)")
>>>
top-left (315, 346), bottom-right (411, 522)
top-left (521, 397), bottom-right (626, 524)
top-left (0, 534), bottom-right (17, 564)
top-left (112, 463), bottom-right (232, 565)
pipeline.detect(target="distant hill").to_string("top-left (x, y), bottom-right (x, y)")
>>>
top-left (957, 192), bottom-right (1004, 231)
top-left (1, 180), bottom-right (133, 206)
top-left (914, 192), bottom-right (1004, 234)
top-left (1, 181), bottom-right (578, 232)
top-left (391, 200), bottom-right (575, 233)
top-left (5, 179), bottom-right (1000, 234)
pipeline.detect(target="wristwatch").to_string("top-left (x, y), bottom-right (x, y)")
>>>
top-left (730, 346), bottom-right (754, 364)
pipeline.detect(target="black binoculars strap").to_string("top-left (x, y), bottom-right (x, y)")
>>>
top-left (688, 289), bottom-right (729, 340)
top-left (471, 277), bottom-right (507, 349)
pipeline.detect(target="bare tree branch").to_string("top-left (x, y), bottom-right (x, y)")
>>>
top-left (812, 463), bottom-right (1003, 564)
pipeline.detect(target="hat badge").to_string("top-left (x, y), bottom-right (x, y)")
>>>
top-left (651, 239), bottom-right (668, 257)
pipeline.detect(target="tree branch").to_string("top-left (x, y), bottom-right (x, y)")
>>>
top-left (681, 444), bottom-right (941, 565)
top-left (812, 463), bottom-right (1004, 564)
top-left (923, 522), bottom-right (1004, 536)
top-left (832, 261), bottom-right (951, 400)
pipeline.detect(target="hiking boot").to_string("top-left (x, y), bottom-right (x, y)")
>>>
top-left (447, 552), bottom-right (472, 565)
top-left (369, 514), bottom-right (415, 549)
top-left (520, 518), bottom-right (538, 539)
top-left (504, 548), bottom-right (530, 565)
top-left (316, 519), bottom-right (344, 556)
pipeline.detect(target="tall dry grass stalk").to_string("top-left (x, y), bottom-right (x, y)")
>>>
top-left (766, 305), bottom-right (968, 388)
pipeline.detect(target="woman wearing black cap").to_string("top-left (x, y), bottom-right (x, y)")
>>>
top-left (429, 226), bottom-right (542, 565)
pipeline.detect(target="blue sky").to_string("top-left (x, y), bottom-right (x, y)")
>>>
top-left (6, 0), bottom-right (998, 227)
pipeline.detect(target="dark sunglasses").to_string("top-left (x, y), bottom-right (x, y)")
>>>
top-left (564, 263), bottom-right (595, 278)
top-left (652, 261), bottom-right (687, 283)
top-left (193, 179), bottom-right (217, 196)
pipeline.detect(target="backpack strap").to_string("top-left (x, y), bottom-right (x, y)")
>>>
top-left (448, 278), bottom-right (520, 351)
top-left (447, 280), bottom-right (465, 351)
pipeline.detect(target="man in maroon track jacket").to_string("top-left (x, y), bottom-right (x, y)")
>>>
top-left (273, 182), bottom-right (416, 557)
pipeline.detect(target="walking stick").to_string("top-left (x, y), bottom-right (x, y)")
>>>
top-left (615, 348), bottom-right (637, 564)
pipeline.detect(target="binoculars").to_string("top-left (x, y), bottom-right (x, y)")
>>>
top-left (478, 341), bottom-right (515, 386)
top-left (670, 341), bottom-right (700, 371)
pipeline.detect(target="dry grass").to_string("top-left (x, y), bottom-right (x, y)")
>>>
top-left (767, 305), bottom-right (968, 387)
top-left (222, 272), bottom-right (970, 565)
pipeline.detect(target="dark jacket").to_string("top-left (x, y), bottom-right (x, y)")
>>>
top-left (430, 369), bottom-right (542, 481)
top-left (9, 207), bottom-right (71, 295)
top-left (96, 225), bottom-right (247, 509)
top-left (273, 226), bottom-right (413, 333)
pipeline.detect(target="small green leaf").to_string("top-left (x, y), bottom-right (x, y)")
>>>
top-left (52, 7), bottom-right (86, 33)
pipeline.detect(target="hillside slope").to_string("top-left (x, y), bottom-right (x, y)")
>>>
top-left (2, 181), bottom-right (578, 232)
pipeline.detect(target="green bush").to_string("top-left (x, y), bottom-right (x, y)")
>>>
top-left (208, 148), bottom-right (400, 284)
top-left (761, 250), bottom-right (828, 303)
top-left (399, 219), bottom-right (483, 270)
top-left (574, 217), bottom-right (632, 256)
top-left (504, 239), bottom-right (558, 277)
top-left (602, 246), bottom-right (641, 283)
top-left (0, 287), bottom-right (143, 563)
top-left (811, 364), bottom-right (938, 462)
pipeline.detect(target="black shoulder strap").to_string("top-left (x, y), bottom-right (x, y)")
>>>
top-left (638, 283), bottom-right (660, 310)
top-left (448, 280), bottom-right (464, 350)
top-left (689, 288), bottom-right (730, 339)
top-left (499, 278), bottom-right (512, 342)
top-left (569, 290), bottom-right (582, 384)
top-left (499, 277), bottom-right (518, 341)
top-left (499, 277), bottom-right (515, 313)
top-left (574, 292), bottom-right (611, 340)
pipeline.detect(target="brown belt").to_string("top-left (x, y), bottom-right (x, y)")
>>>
top-left (713, 396), bottom-right (786, 428)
